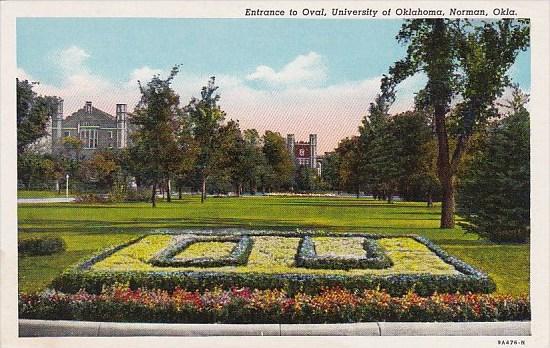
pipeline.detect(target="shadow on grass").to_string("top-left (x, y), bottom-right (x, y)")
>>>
top-left (19, 216), bottom-right (444, 234)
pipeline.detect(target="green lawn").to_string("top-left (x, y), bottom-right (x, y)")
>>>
top-left (18, 190), bottom-right (72, 198)
top-left (18, 196), bottom-right (529, 295)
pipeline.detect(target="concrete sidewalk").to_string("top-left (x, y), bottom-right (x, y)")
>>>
top-left (18, 197), bottom-right (75, 204)
top-left (19, 319), bottom-right (531, 337)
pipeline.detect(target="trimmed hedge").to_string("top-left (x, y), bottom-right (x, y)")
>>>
top-left (19, 286), bottom-right (530, 323)
top-left (18, 236), bottom-right (66, 256)
top-left (149, 235), bottom-right (253, 267)
top-left (50, 232), bottom-right (496, 296)
top-left (295, 236), bottom-right (393, 270)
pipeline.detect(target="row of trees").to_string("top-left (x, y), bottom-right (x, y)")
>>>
top-left (127, 67), bottom-right (298, 206)
top-left (16, 72), bottom-right (304, 205)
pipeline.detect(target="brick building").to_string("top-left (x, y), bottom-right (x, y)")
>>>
top-left (51, 100), bottom-right (129, 158)
top-left (286, 134), bottom-right (323, 175)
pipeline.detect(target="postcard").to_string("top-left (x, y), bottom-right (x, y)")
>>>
top-left (1, 1), bottom-right (548, 348)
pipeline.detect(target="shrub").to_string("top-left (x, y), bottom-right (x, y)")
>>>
top-left (149, 235), bottom-right (254, 267)
top-left (74, 193), bottom-right (112, 204)
top-left (19, 286), bottom-right (530, 323)
top-left (295, 236), bottom-right (393, 270)
top-left (121, 188), bottom-right (151, 202)
top-left (19, 236), bottom-right (66, 256)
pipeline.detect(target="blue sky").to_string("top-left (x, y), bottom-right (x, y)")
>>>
top-left (17, 18), bottom-right (531, 152)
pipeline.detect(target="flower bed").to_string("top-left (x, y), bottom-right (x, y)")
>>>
top-left (296, 236), bottom-right (392, 269)
top-left (19, 285), bottom-right (530, 323)
top-left (51, 231), bottom-right (495, 296)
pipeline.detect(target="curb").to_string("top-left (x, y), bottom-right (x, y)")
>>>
top-left (19, 320), bottom-right (531, 337)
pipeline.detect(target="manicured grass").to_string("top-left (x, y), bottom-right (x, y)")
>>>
top-left (18, 190), bottom-right (72, 198)
top-left (17, 196), bottom-right (529, 294)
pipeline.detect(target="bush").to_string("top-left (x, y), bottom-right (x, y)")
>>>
top-left (19, 286), bottom-right (530, 323)
top-left (149, 235), bottom-right (254, 267)
top-left (120, 188), bottom-right (151, 202)
top-left (295, 236), bottom-right (393, 270)
top-left (74, 193), bottom-right (112, 204)
top-left (19, 236), bottom-right (66, 256)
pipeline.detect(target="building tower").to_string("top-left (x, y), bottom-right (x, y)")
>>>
top-left (309, 134), bottom-right (317, 169)
top-left (52, 99), bottom-right (64, 150)
top-left (116, 103), bottom-right (128, 148)
top-left (286, 134), bottom-right (295, 158)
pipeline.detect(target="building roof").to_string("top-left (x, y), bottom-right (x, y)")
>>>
top-left (63, 105), bottom-right (117, 128)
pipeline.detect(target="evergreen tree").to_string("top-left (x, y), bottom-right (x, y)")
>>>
top-left (457, 88), bottom-right (530, 242)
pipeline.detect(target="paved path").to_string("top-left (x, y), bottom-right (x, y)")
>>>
top-left (18, 197), bottom-right (75, 204)
top-left (19, 320), bottom-right (531, 337)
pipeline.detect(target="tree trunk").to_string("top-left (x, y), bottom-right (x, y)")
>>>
top-left (178, 186), bottom-right (182, 200)
top-left (434, 105), bottom-right (455, 228)
top-left (235, 183), bottom-right (241, 197)
top-left (201, 175), bottom-right (206, 204)
top-left (166, 179), bottom-right (171, 202)
top-left (387, 192), bottom-right (393, 204)
top-left (440, 175), bottom-right (455, 228)
top-left (427, 191), bottom-right (433, 207)
top-left (151, 182), bottom-right (157, 208)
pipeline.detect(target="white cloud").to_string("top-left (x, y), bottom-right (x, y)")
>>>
top-left (18, 49), bottom-right (437, 153)
top-left (125, 66), bottom-right (164, 89)
top-left (50, 45), bottom-right (91, 76)
top-left (246, 52), bottom-right (328, 88)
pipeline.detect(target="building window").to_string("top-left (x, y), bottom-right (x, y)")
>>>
top-left (108, 131), bottom-right (113, 138)
top-left (79, 128), bottom-right (98, 149)
top-left (299, 149), bottom-right (305, 157)
top-left (64, 131), bottom-right (70, 137)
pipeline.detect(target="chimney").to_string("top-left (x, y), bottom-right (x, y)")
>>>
top-left (286, 134), bottom-right (295, 157)
top-left (116, 103), bottom-right (128, 148)
top-left (53, 99), bottom-right (64, 147)
top-left (85, 101), bottom-right (92, 114)
top-left (309, 134), bottom-right (317, 169)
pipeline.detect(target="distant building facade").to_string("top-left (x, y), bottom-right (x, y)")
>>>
top-left (286, 134), bottom-right (323, 175)
top-left (51, 100), bottom-right (129, 158)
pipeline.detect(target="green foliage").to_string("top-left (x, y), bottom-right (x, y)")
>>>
top-left (261, 131), bottom-right (294, 191)
top-left (457, 89), bottom-right (530, 243)
top-left (185, 77), bottom-right (226, 202)
top-left (16, 79), bottom-right (60, 154)
top-left (19, 236), bottom-right (66, 256)
top-left (334, 136), bottom-right (362, 195)
top-left (296, 236), bottom-right (393, 270)
top-left (149, 235), bottom-right (254, 267)
top-left (17, 152), bottom-right (60, 189)
top-left (130, 65), bottom-right (184, 207)
top-left (320, 152), bottom-right (341, 191)
top-left (383, 19), bottom-right (530, 228)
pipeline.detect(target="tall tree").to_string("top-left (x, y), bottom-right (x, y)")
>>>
top-left (17, 79), bottom-right (60, 155)
top-left (186, 77), bottom-right (225, 203)
top-left (457, 87), bottom-right (530, 242)
top-left (383, 19), bottom-right (529, 228)
top-left (130, 66), bottom-right (183, 207)
top-left (321, 152), bottom-right (342, 192)
top-left (262, 131), bottom-right (294, 192)
top-left (335, 136), bottom-right (362, 197)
